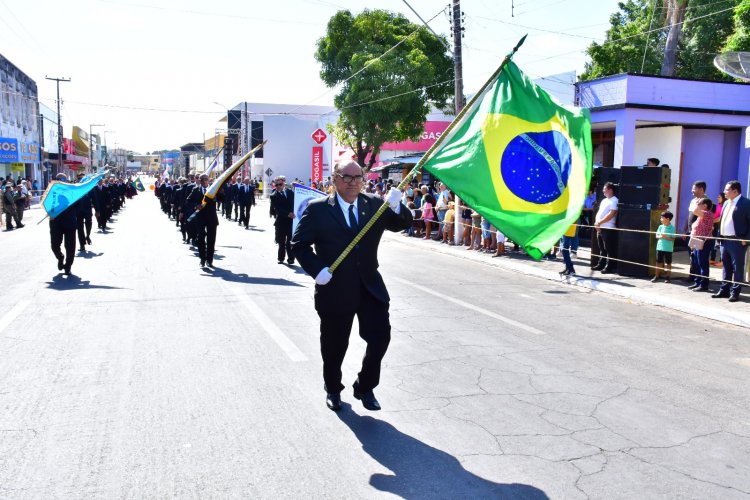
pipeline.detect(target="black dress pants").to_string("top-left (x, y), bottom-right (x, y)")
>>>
top-left (77, 212), bottom-right (92, 247)
top-left (275, 224), bottom-right (293, 263)
top-left (317, 286), bottom-right (391, 394)
top-left (51, 226), bottom-right (76, 269)
top-left (197, 223), bottom-right (217, 263)
top-left (239, 204), bottom-right (250, 227)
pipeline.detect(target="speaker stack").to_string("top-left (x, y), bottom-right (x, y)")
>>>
top-left (616, 166), bottom-right (672, 277)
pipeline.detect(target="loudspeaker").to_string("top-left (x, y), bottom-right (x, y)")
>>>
top-left (616, 209), bottom-right (662, 277)
top-left (594, 167), bottom-right (621, 202)
top-left (620, 165), bottom-right (671, 186)
top-left (618, 184), bottom-right (670, 207)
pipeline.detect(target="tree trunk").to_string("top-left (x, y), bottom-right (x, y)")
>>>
top-left (661, 0), bottom-right (689, 76)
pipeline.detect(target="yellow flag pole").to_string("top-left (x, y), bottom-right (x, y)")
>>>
top-left (328, 34), bottom-right (528, 273)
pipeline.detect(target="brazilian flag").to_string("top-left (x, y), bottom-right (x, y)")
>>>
top-left (423, 60), bottom-right (592, 260)
top-left (133, 177), bottom-right (145, 192)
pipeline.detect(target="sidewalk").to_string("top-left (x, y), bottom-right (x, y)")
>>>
top-left (387, 231), bottom-right (750, 329)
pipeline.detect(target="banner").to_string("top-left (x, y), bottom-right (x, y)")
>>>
top-left (292, 182), bottom-right (327, 235)
top-left (311, 146), bottom-right (323, 183)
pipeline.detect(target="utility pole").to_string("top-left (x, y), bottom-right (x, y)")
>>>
top-left (45, 76), bottom-right (70, 177)
top-left (451, 0), bottom-right (465, 244)
top-left (452, 0), bottom-right (464, 114)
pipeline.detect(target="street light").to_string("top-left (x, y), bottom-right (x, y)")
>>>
top-left (89, 123), bottom-right (104, 171)
top-left (103, 131), bottom-right (115, 167)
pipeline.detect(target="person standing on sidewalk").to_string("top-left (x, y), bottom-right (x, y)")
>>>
top-left (652, 211), bottom-right (676, 283)
top-left (688, 198), bottom-right (715, 292)
top-left (684, 180), bottom-right (706, 283)
top-left (593, 182), bottom-right (618, 273)
top-left (2, 180), bottom-right (23, 230)
top-left (713, 181), bottom-right (750, 302)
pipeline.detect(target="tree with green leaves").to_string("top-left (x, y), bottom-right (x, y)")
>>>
top-left (724, 0), bottom-right (750, 51)
top-left (582, 0), bottom-right (741, 81)
top-left (315, 9), bottom-right (453, 169)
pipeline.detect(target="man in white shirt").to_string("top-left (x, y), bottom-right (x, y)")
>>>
top-left (593, 182), bottom-right (619, 274)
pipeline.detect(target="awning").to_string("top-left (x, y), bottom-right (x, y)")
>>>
top-left (370, 153), bottom-right (425, 172)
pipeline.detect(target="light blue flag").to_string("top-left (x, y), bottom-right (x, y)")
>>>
top-left (41, 171), bottom-right (107, 219)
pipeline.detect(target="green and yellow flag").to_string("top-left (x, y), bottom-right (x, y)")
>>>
top-left (133, 177), bottom-right (145, 192)
top-left (423, 60), bottom-right (592, 260)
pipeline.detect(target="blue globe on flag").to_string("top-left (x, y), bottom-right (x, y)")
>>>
top-left (500, 130), bottom-right (572, 205)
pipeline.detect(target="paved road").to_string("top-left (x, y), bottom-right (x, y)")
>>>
top-left (1, 189), bottom-right (748, 499)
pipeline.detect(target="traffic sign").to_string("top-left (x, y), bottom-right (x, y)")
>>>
top-left (265, 168), bottom-right (273, 177)
top-left (311, 128), bottom-right (327, 144)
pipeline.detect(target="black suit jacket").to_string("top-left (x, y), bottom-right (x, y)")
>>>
top-left (291, 193), bottom-right (412, 313)
top-left (91, 186), bottom-right (108, 212)
top-left (237, 184), bottom-right (256, 206)
top-left (724, 195), bottom-right (750, 240)
top-left (185, 186), bottom-right (219, 226)
top-left (269, 188), bottom-right (295, 228)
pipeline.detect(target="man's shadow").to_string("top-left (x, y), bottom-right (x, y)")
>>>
top-left (202, 266), bottom-right (304, 287)
top-left (76, 251), bottom-right (104, 259)
top-left (46, 273), bottom-right (126, 290)
top-left (336, 408), bottom-right (549, 499)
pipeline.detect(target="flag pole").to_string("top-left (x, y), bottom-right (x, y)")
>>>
top-left (328, 34), bottom-right (528, 273)
top-left (186, 141), bottom-right (266, 222)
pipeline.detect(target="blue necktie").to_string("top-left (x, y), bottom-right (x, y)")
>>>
top-left (348, 204), bottom-right (358, 233)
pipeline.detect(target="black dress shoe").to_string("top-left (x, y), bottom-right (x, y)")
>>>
top-left (600, 269), bottom-right (614, 274)
top-left (63, 266), bottom-right (71, 275)
top-left (693, 287), bottom-right (709, 292)
top-left (687, 283), bottom-right (700, 290)
top-left (278, 260), bottom-right (284, 264)
top-left (206, 261), bottom-right (213, 268)
top-left (353, 384), bottom-right (381, 411)
top-left (729, 296), bottom-right (739, 303)
top-left (86, 236), bottom-right (92, 245)
top-left (287, 260), bottom-right (295, 265)
top-left (200, 260), bottom-right (206, 267)
top-left (57, 258), bottom-right (64, 271)
top-left (326, 393), bottom-right (341, 411)
top-left (712, 292), bottom-right (730, 299)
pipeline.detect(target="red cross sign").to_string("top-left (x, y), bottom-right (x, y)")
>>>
top-left (311, 128), bottom-right (328, 144)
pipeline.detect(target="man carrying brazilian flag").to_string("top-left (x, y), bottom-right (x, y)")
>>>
top-left (422, 43), bottom-right (592, 260)
top-left (326, 35), bottom-right (592, 275)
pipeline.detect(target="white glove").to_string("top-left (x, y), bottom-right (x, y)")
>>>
top-left (386, 187), bottom-right (402, 210)
top-left (315, 267), bottom-right (332, 286)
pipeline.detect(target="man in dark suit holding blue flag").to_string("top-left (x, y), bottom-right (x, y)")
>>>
top-left (292, 161), bottom-right (411, 412)
top-left (713, 180), bottom-right (750, 302)
top-left (49, 173), bottom-right (78, 274)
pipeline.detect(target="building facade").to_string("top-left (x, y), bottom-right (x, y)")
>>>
top-left (576, 73), bottom-right (750, 229)
top-left (0, 54), bottom-right (41, 183)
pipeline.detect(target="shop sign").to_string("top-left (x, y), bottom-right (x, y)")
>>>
top-left (311, 146), bottom-right (323, 182)
top-left (0, 137), bottom-right (19, 161)
top-left (18, 142), bottom-right (40, 162)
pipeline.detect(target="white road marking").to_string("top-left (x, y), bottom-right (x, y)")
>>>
top-left (520, 294), bottom-right (533, 299)
top-left (392, 277), bottom-right (547, 336)
top-left (0, 299), bottom-right (31, 335)
top-left (229, 287), bottom-right (308, 362)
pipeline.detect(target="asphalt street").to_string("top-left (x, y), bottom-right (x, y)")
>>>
top-left (1, 186), bottom-right (749, 499)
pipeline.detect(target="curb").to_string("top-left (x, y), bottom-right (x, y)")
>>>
top-left (386, 233), bottom-right (750, 330)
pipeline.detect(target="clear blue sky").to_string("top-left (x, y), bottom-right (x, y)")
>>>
top-left (0, 0), bottom-right (621, 153)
